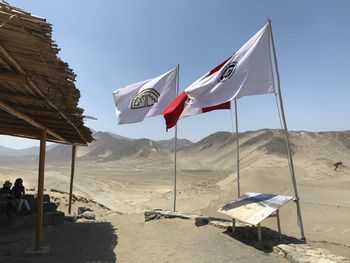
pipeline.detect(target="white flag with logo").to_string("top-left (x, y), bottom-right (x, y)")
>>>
top-left (113, 67), bottom-right (177, 124)
top-left (186, 23), bottom-right (275, 108)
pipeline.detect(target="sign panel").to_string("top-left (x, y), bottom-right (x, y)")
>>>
top-left (217, 192), bottom-right (293, 226)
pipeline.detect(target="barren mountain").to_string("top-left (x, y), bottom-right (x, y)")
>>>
top-left (156, 138), bottom-right (193, 152)
top-left (2, 130), bottom-right (350, 170)
top-left (179, 129), bottom-right (350, 169)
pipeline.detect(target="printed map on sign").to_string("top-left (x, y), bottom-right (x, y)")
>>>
top-left (217, 192), bottom-right (293, 226)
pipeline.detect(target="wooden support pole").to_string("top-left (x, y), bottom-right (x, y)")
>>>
top-left (35, 129), bottom-right (46, 250)
top-left (276, 209), bottom-right (282, 240)
top-left (68, 145), bottom-right (76, 214)
top-left (257, 223), bottom-right (262, 242)
top-left (232, 219), bottom-right (236, 233)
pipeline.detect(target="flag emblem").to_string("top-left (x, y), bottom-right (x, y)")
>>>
top-left (219, 61), bottom-right (237, 83)
top-left (130, 88), bottom-right (160, 109)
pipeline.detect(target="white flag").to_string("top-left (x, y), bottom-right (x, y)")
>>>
top-left (113, 67), bottom-right (177, 124)
top-left (186, 23), bottom-right (275, 108)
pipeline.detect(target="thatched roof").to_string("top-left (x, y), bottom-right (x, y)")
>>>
top-left (0, 3), bottom-right (93, 145)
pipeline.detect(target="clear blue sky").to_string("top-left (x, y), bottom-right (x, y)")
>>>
top-left (1, 0), bottom-right (350, 149)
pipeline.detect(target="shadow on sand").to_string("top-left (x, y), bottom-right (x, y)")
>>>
top-left (0, 221), bottom-right (117, 263)
top-left (223, 225), bottom-right (305, 253)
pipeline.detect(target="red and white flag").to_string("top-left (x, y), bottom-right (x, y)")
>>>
top-left (186, 23), bottom-right (274, 108)
top-left (163, 60), bottom-right (231, 130)
top-left (163, 24), bottom-right (274, 130)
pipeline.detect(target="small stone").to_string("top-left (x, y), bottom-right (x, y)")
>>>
top-left (144, 211), bottom-right (160, 221)
top-left (208, 220), bottom-right (231, 229)
top-left (64, 214), bottom-right (76, 222)
top-left (78, 211), bottom-right (95, 220)
top-left (77, 207), bottom-right (92, 215)
top-left (195, 216), bottom-right (209, 226)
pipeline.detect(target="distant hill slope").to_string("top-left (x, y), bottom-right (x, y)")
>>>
top-left (1, 130), bottom-right (350, 170)
top-left (0, 144), bottom-right (56, 157)
top-left (177, 129), bottom-right (350, 170)
top-left (156, 138), bottom-right (193, 152)
top-left (44, 131), bottom-right (192, 162)
top-left (78, 131), bottom-right (159, 161)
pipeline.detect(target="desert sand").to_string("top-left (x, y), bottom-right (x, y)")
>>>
top-left (0, 129), bottom-right (349, 261)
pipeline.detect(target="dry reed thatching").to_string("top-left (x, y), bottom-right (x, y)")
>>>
top-left (0, 2), bottom-right (93, 145)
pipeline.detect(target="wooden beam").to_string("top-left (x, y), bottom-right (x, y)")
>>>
top-left (0, 44), bottom-right (88, 144)
top-left (0, 105), bottom-right (60, 119)
top-left (0, 120), bottom-right (74, 133)
top-left (0, 114), bottom-right (86, 145)
top-left (0, 122), bottom-right (38, 132)
top-left (0, 70), bottom-right (27, 85)
top-left (0, 99), bottom-right (70, 143)
top-left (0, 127), bottom-right (39, 138)
top-left (68, 145), bottom-right (76, 214)
top-left (31, 116), bottom-right (69, 125)
top-left (0, 125), bottom-right (87, 146)
top-left (0, 114), bottom-right (28, 124)
top-left (6, 106), bottom-right (60, 118)
top-left (35, 129), bottom-right (46, 250)
top-left (0, 111), bottom-right (66, 126)
top-left (0, 56), bottom-right (11, 70)
top-left (0, 128), bottom-right (75, 145)
top-left (0, 44), bottom-right (26, 74)
top-left (0, 91), bottom-right (47, 105)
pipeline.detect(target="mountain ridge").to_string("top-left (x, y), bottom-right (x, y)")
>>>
top-left (1, 130), bottom-right (349, 169)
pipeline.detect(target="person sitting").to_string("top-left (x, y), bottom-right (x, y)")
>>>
top-left (0, 180), bottom-right (15, 215)
top-left (12, 178), bottom-right (31, 214)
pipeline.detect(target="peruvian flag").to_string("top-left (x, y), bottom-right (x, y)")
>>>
top-left (163, 58), bottom-right (231, 130)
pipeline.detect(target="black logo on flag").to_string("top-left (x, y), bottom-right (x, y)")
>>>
top-left (219, 61), bottom-right (237, 83)
top-left (130, 88), bottom-right (160, 109)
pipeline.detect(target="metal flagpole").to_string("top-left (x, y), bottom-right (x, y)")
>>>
top-left (234, 99), bottom-right (240, 198)
top-left (268, 18), bottom-right (306, 240)
top-left (173, 64), bottom-right (180, 212)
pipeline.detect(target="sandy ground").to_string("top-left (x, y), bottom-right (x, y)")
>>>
top-left (111, 214), bottom-right (287, 263)
top-left (0, 189), bottom-right (288, 263)
top-left (0, 150), bottom-right (349, 261)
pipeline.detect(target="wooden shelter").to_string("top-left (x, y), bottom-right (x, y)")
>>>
top-left (0, 2), bottom-right (93, 251)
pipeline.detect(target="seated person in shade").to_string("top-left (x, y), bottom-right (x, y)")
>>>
top-left (0, 180), bottom-right (15, 215)
top-left (12, 178), bottom-right (30, 214)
